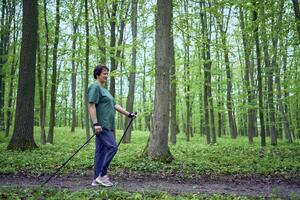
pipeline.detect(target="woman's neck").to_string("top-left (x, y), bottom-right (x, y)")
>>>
top-left (95, 80), bottom-right (104, 86)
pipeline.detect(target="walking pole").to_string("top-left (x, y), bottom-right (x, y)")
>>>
top-left (118, 112), bottom-right (137, 147)
top-left (41, 134), bottom-right (96, 187)
top-left (41, 112), bottom-right (136, 187)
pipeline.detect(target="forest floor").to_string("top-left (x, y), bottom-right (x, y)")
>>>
top-left (1, 171), bottom-right (300, 199)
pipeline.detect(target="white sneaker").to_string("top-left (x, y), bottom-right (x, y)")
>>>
top-left (91, 180), bottom-right (100, 186)
top-left (95, 175), bottom-right (114, 187)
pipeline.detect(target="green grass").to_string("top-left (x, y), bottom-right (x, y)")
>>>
top-left (0, 187), bottom-right (258, 200)
top-left (1, 127), bottom-right (299, 199)
top-left (0, 127), bottom-right (300, 177)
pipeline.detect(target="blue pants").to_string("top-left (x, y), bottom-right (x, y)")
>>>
top-left (94, 130), bottom-right (118, 179)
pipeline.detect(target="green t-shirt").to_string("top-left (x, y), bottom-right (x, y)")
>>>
top-left (87, 83), bottom-right (115, 130)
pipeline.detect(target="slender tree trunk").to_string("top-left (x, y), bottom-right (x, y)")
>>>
top-left (252, 0), bottom-right (266, 146)
top-left (276, 57), bottom-right (292, 143)
top-left (0, 0), bottom-right (13, 131)
top-left (118, 53), bottom-right (124, 130)
top-left (272, 1), bottom-right (291, 143)
top-left (124, 0), bottom-right (137, 143)
top-left (92, 0), bottom-right (106, 63)
top-left (170, 9), bottom-right (177, 145)
top-left (147, 0), bottom-right (173, 162)
top-left (216, 10), bottom-right (238, 139)
top-left (41, 0), bottom-right (49, 144)
top-left (84, 0), bottom-right (90, 140)
top-left (183, 0), bottom-right (191, 142)
top-left (5, 0), bottom-right (17, 137)
top-left (261, 2), bottom-right (277, 145)
top-left (216, 42), bottom-right (223, 138)
top-left (292, 0), bottom-right (300, 41)
top-left (142, 45), bottom-right (151, 131)
top-left (47, 0), bottom-right (60, 144)
top-left (200, 2), bottom-right (213, 144)
top-left (239, 7), bottom-right (255, 144)
top-left (7, 0), bottom-right (38, 150)
top-left (71, 23), bottom-right (77, 132)
top-left (109, 3), bottom-right (117, 98)
top-left (37, 39), bottom-right (46, 144)
top-left (71, 1), bottom-right (82, 132)
top-left (282, 40), bottom-right (294, 141)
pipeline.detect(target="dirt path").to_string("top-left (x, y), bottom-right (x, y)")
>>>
top-left (1, 172), bottom-right (300, 198)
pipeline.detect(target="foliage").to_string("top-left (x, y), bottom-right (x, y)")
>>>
top-left (0, 127), bottom-right (299, 177)
top-left (0, 187), bottom-right (259, 200)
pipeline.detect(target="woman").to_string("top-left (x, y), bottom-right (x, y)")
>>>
top-left (88, 64), bottom-right (136, 187)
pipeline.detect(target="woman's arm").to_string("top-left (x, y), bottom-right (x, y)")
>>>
top-left (88, 103), bottom-right (98, 124)
top-left (88, 103), bottom-right (102, 133)
top-left (114, 104), bottom-right (130, 116)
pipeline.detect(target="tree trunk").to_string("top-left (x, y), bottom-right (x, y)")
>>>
top-left (71, 23), bottom-right (77, 132)
top-left (216, 9), bottom-right (238, 139)
top-left (170, 8), bottom-right (177, 145)
top-left (292, 0), bottom-right (300, 41)
top-left (92, 0), bottom-right (106, 63)
top-left (7, 0), bottom-right (38, 150)
top-left (124, 0), bottom-right (137, 143)
top-left (239, 7), bottom-right (255, 144)
top-left (252, 0), bottom-right (266, 146)
top-left (272, 1), bottom-right (291, 143)
top-left (147, 0), bottom-right (173, 162)
top-left (216, 41), bottom-right (223, 138)
top-left (71, 1), bottom-right (82, 132)
top-left (109, 3), bottom-right (117, 98)
top-left (261, 2), bottom-right (277, 145)
top-left (183, 0), bottom-right (191, 142)
top-left (282, 40), bottom-right (293, 142)
top-left (40, 0), bottom-right (49, 145)
top-left (5, 0), bottom-right (17, 137)
top-left (37, 39), bottom-right (46, 144)
top-left (84, 0), bottom-right (90, 140)
top-left (200, 1), bottom-right (213, 144)
top-left (142, 45), bottom-right (151, 131)
top-left (47, 0), bottom-right (60, 144)
top-left (0, 0), bottom-right (13, 131)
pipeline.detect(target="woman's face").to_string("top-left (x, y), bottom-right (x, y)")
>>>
top-left (99, 69), bottom-right (109, 83)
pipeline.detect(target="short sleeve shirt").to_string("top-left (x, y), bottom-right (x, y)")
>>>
top-left (87, 83), bottom-right (115, 130)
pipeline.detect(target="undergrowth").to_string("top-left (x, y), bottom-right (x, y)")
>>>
top-left (0, 127), bottom-right (299, 177)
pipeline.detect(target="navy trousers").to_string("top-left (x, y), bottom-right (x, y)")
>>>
top-left (94, 130), bottom-right (118, 179)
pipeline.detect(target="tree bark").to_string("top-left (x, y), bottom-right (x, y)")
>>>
top-left (92, 0), bottom-right (106, 64)
top-left (0, 0), bottom-right (13, 131)
top-left (200, 1), bottom-right (214, 144)
top-left (47, 0), bottom-right (60, 144)
top-left (170, 8), bottom-right (177, 145)
top-left (252, 0), bottom-right (266, 146)
top-left (147, 0), bottom-right (173, 162)
top-left (239, 7), bottom-right (256, 144)
top-left (7, 0), bottom-right (38, 150)
top-left (216, 8), bottom-right (238, 139)
top-left (124, 0), bottom-right (137, 143)
top-left (37, 38), bottom-right (46, 144)
top-left (261, 2), bottom-right (277, 145)
top-left (183, 0), bottom-right (191, 142)
top-left (84, 0), bottom-right (90, 140)
top-left (5, 0), bottom-right (17, 137)
top-left (272, 1), bottom-right (292, 143)
top-left (71, 0), bottom-right (82, 132)
top-left (39, 0), bottom-right (49, 144)
top-left (292, 0), bottom-right (300, 41)
top-left (109, 2), bottom-right (117, 98)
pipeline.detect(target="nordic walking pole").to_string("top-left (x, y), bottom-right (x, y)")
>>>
top-left (118, 112), bottom-right (137, 147)
top-left (41, 112), bottom-right (136, 187)
top-left (41, 134), bottom-right (96, 187)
